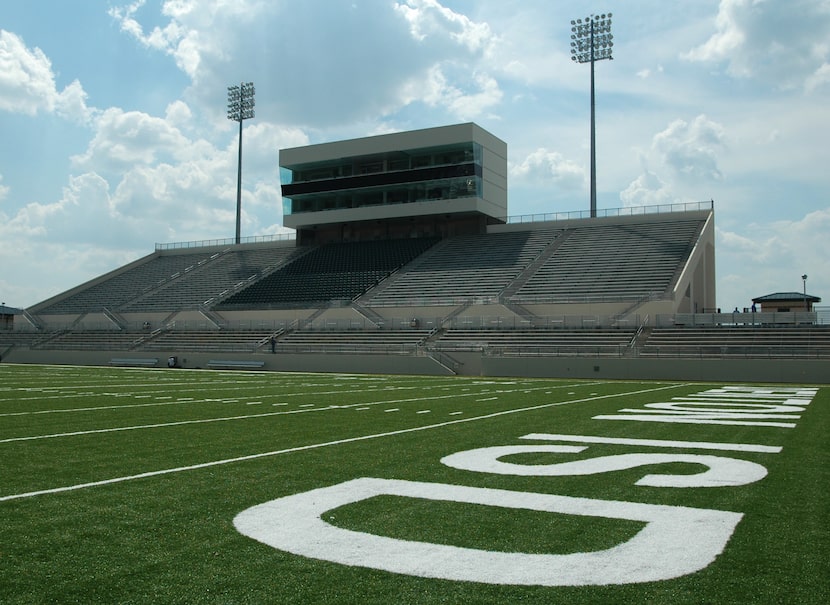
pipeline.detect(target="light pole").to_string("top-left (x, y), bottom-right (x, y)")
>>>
top-left (571, 13), bottom-right (613, 218)
top-left (227, 82), bottom-right (255, 244)
top-left (802, 274), bottom-right (808, 312)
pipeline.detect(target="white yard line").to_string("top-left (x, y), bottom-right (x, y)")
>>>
top-left (1, 382), bottom-right (606, 444)
top-left (0, 383), bottom-right (689, 502)
top-left (0, 381), bottom-right (482, 417)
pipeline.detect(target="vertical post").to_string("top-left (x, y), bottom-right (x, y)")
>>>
top-left (236, 114), bottom-right (243, 244)
top-left (227, 82), bottom-right (255, 245)
top-left (589, 19), bottom-right (597, 218)
top-left (571, 14), bottom-right (613, 219)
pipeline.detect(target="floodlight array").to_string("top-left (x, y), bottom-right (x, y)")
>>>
top-left (570, 14), bottom-right (613, 63)
top-left (227, 82), bottom-right (256, 121)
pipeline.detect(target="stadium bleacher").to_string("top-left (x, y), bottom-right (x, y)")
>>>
top-left (15, 204), bottom-right (826, 379)
top-left (142, 329), bottom-right (278, 353)
top-left (641, 326), bottom-right (830, 358)
top-left (363, 229), bottom-right (561, 305)
top-left (432, 328), bottom-right (636, 357)
top-left (272, 328), bottom-right (432, 354)
top-left (512, 220), bottom-right (703, 302)
top-left (217, 238), bottom-right (439, 307)
top-left (35, 251), bottom-right (220, 315)
top-left (122, 247), bottom-right (299, 311)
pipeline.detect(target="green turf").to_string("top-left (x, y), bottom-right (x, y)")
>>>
top-left (0, 364), bottom-right (826, 604)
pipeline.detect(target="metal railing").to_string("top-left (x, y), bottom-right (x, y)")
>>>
top-left (655, 311), bottom-right (818, 327)
top-left (155, 232), bottom-right (295, 251)
top-left (502, 200), bottom-right (713, 225)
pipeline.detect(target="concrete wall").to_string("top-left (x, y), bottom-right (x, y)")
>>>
top-left (4, 346), bottom-right (826, 384)
top-left (480, 356), bottom-right (828, 384)
top-left (2, 347), bottom-right (454, 376)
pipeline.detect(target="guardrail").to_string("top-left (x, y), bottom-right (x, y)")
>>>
top-left (503, 200), bottom-right (713, 225)
top-left (155, 232), bottom-right (295, 251)
top-left (656, 311), bottom-right (818, 327)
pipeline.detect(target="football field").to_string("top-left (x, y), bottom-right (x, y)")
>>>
top-left (1, 364), bottom-right (827, 604)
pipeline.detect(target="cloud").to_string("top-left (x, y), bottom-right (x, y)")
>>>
top-left (620, 166), bottom-right (676, 208)
top-left (71, 107), bottom-right (193, 172)
top-left (400, 65), bottom-right (503, 121)
top-left (652, 115), bottom-right (726, 182)
top-left (395, 0), bottom-right (500, 55)
top-left (0, 30), bottom-right (93, 123)
top-left (510, 148), bottom-right (584, 190)
top-left (716, 206), bottom-right (830, 306)
top-left (109, 0), bottom-right (219, 80)
top-left (618, 115), bottom-right (726, 209)
top-left (805, 61), bottom-right (830, 93)
top-left (4, 94), bottom-right (309, 264)
top-left (685, 0), bottom-right (830, 91)
top-left (109, 0), bottom-right (505, 125)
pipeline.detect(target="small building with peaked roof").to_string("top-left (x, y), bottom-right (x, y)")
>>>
top-left (751, 292), bottom-right (821, 313)
top-left (0, 304), bottom-right (23, 331)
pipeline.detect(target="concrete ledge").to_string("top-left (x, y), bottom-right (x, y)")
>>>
top-left (109, 357), bottom-right (159, 367)
top-left (207, 359), bottom-right (265, 369)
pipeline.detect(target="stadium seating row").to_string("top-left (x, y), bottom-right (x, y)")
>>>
top-left (7, 324), bottom-right (830, 358)
top-left (29, 216), bottom-right (706, 316)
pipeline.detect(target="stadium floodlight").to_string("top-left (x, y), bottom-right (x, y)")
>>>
top-left (227, 82), bottom-right (256, 244)
top-left (802, 274), bottom-right (808, 312)
top-left (571, 13), bottom-right (613, 218)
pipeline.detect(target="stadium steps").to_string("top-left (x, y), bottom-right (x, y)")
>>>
top-left (364, 230), bottom-right (561, 306)
top-left (501, 229), bottom-right (570, 299)
top-left (117, 248), bottom-right (235, 311)
top-left (358, 238), bottom-right (456, 302)
top-left (219, 239), bottom-right (439, 308)
top-left (511, 220), bottom-right (704, 303)
top-left (351, 302), bottom-right (386, 328)
top-left (35, 251), bottom-right (220, 316)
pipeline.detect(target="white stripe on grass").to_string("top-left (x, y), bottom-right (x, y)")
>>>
top-left (0, 383), bottom-right (690, 502)
top-left (0, 382), bottom-right (603, 444)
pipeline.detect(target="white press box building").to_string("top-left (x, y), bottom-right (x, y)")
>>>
top-left (280, 123), bottom-right (509, 245)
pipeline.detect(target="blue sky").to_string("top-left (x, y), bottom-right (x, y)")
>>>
top-left (1, 0), bottom-right (828, 310)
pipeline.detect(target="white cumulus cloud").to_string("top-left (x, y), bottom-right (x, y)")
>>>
top-left (0, 30), bottom-right (93, 123)
top-left (510, 148), bottom-right (584, 190)
top-left (685, 0), bottom-right (830, 91)
top-left (653, 115), bottom-right (726, 182)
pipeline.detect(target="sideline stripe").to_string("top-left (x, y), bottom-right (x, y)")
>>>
top-left (0, 383), bottom-right (688, 502)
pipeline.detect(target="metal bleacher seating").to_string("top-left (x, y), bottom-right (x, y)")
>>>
top-left (640, 326), bottom-right (830, 358)
top-left (217, 238), bottom-right (439, 308)
top-left (273, 328), bottom-right (432, 354)
top-left (141, 329), bottom-right (277, 353)
top-left (432, 328), bottom-right (637, 357)
top-left (363, 229), bottom-right (562, 306)
top-left (31, 330), bottom-right (146, 351)
top-left (36, 251), bottom-right (218, 315)
top-left (122, 247), bottom-right (299, 311)
top-left (512, 220), bottom-right (703, 302)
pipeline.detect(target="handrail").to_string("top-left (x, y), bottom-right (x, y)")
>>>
top-left (502, 200), bottom-right (713, 225)
top-left (156, 232), bottom-right (295, 251)
top-left (629, 314), bottom-right (649, 348)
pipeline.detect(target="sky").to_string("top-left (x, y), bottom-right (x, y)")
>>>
top-left (1, 0), bottom-right (828, 311)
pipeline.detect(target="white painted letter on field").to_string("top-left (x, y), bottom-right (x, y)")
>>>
top-left (234, 478), bottom-right (743, 586)
top-left (440, 445), bottom-right (768, 487)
